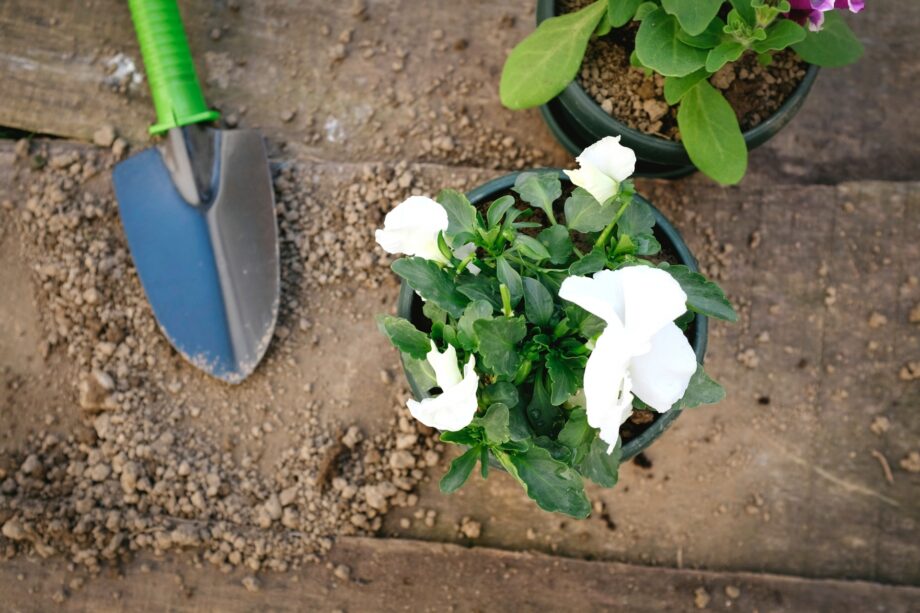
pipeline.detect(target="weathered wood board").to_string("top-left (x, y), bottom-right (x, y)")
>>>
top-left (0, 0), bottom-right (918, 181)
top-left (2, 537), bottom-right (919, 612)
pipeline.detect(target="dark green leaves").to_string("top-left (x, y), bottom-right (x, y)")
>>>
top-left (616, 197), bottom-right (655, 238)
top-left (608, 0), bottom-right (642, 28)
top-left (677, 364), bottom-right (726, 408)
top-left (677, 80), bottom-right (747, 185)
top-left (479, 403), bottom-right (512, 445)
top-left (457, 300), bottom-right (493, 350)
top-left (392, 257), bottom-right (469, 318)
top-left (523, 277), bottom-right (554, 326)
top-left (660, 263), bottom-right (738, 321)
top-left (514, 235), bottom-right (552, 262)
top-left (498, 446), bottom-right (591, 518)
top-left (663, 69), bottom-right (708, 104)
top-left (661, 0), bottom-right (722, 36)
top-left (440, 446), bottom-right (481, 493)
top-left (581, 437), bottom-right (622, 487)
top-left (792, 11), bottom-right (863, 67)
top-left (457, 274), bottom-right (502, 310)
top-left (376, 315), bottom-right (430, 359)
top-left (547, 353), bottom-right (583, 405)
top-left (635, 8), bottom-right (708, 77)
top-left (436, 189), bottom-right (477, 245)
top-left (564, 187), bottom-right (619, 233)
top-left (487, 195), bottom-right (516, 228)
top-left (496, 257), bottom-right (523, 306)
top-left (512, 172), bottom-right (562, 223)
top-left (568, 248), bottom-right (607, 276)
top-left (500, 0), bottom-right (608, 109)
top-left (473, 317), bottom-right (527, 377)
top-left (537, 225), bottom-right (573, 265)
top-left (526, 374), bottom-right (561, 435)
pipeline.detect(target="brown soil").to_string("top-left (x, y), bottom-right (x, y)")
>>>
top-left (559, 0), bottom-right (809, 140)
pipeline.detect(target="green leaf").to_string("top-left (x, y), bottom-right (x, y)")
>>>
top-left (608, 0), bottom-right (642, 28)
top-left (581, 437), bottom-right (622, 488)
top-left (677, 17), bottom-right (726, 49)
top-left (522, 277), bottom-right (554, 327)
top-left (547, 353), bottom-right (583, 405)
top-left (479, 403), bottom-right (512, 445)
top-left (498, 446), bottom-right (591, 518)
top-left (563, 187), bottom-right (619, 233)
top-left (392, 258), bottom-right (469, 318)
top-left (792, 11), bottom-right (863, 67)
top-left (677, 364), bottom-right (726, 408)
top-left (660, 263), bottom-right (738, 321)
top-left (500, 0), bottom-right (608, 109)
top-left (487, 195), bottom-right (516, 228)
top-left (376, 315), bottom-right (431, 360)
top-left (514, 235), bottom-right (552, 262)
top-left (402, 353), bottom-right (437, 393)
top-left (563, 304), bottom-right (607, 338)
top-left (632, 232), bottom-right (662, 256)
top-left (663, 69), bottom-right (709, 104)
top-left (661, 0), bottom-right (722, 36)
top-left (728, 0), bottom-right (756, 26)
top-left (705, 41), bottom-right (745, 73)
top-left (457, 300), bottom-right (494, 351)
top-left (512, 172), bottom-right (562, 222)
top-left (568, 248), bottom-right (607, 276)
top-left (753, 19), bottom-right (805, 53)
top-left (481, 381), bottom-right (520, 409)
top-left (677, 80), bottom-right (747, 185)
top-left (436, 189), bottom-right (478, 246)
top-left (456, 274), bottom-right (502, 311)
top-left (440, 428), bottom-right (482, 446)
top-left (533, 436), bottom-right (574, 464)
top-left (496, 257), bottom-right (523, 306)
top-left (616, 197), bottom-right (656, 238)
top-left (635, 8), bottom-right (708, 77)
top-left (526, 374), bottom-right (561, 436)
top-left (537, 225), bottom-right (573, 265)
top-left (439, 446), bottom-right (481, 493)
top-left (473, 317), bottom-right (527, 378)
top-left (558, 408), bottom-right (593, 465)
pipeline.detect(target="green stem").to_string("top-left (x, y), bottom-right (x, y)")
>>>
top-left (454, 252), bottom-right (476, 276)
top-left (499, 284), bottom-right (513, 317)
top-left (545, 208), bottom-right (558, 226)
top-left (594, 197), bottom-right (632, 251)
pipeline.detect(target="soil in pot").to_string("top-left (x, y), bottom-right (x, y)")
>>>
top-left (559, 0), bottom-right (810, 141)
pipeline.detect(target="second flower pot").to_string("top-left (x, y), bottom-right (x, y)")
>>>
top-left (536, 0), bottom-right (820, 179)
top-left (396, 170), bottom-right (709, 461)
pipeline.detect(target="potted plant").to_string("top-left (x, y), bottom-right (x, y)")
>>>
top-left (375, 138), bottom-right (736, 517)
top-left (500, 0), bottom-right (864, 184)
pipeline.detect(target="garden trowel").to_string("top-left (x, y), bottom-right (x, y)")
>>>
top-left (112, 0), bottom-right (279, 383)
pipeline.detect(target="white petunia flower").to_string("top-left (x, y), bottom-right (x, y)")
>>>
top-left (560, 266), bottom-right (697, 451)
top-left (563, 136), bottom-right (637, 205)
top-left (407, 342), bottom-right (479, 432)
top-left (375, 196), bottom-right (449, 263)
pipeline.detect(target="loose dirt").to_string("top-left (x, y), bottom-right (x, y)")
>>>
top-left (0, 140), bottom-right (458, 576)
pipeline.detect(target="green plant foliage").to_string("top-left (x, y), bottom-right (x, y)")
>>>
top-left (439, 446), bottom-right (481, 493)
top-left (792, 11), bottom-right (863, 67)
top-left (437, 189), bottom-right (478, 246)
top-left (498, 446), bottom-right (591, 518)
top-left (499, 0), bottom-right (608, 109)
top-left (473, 317), bottom-right (527, 378)
top-left (608, 0), bottom-right (642, 27)
top-left (635, 8), bottom-right (708, 77)
top-left (753, 19), bottom-right (806, 54)
top-left (661, 0), bottom-right (722, 36)
top-left (676, 364), bottom-right (726, 408)
top-left (677, 80), bottom-right (747, 185)
top-left (659, 263), bottom-right (738, 321)
top-left (392, 257), bottom-right (469, 317)
top-left (513, 172), bottom-right (563, 223)
top-left (705, 41), bottom-right (745, 72)
top-left (376, 315), bottom-right (431, 359)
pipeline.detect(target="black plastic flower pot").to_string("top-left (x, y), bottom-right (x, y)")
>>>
top-left (535, 0), bottom-right (820, 179)
top-left (395, 170), bottom-right (709, 462)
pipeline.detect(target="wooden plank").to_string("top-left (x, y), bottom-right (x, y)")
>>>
top-left (0, 142), bottom-right (918, 588)
top-left (0, 0), bottom-right (918, 181)
top-left (1, 537), bottom-right (919, 612)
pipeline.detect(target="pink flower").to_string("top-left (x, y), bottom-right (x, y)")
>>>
top-left (787, 0), bottom-right (864, 31)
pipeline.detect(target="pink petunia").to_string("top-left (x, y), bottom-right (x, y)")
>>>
top-left (787, 0), bottom-right (864, 31)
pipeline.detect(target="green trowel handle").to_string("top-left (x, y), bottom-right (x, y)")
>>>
top-left (127, 0), bottom-right (220, 135)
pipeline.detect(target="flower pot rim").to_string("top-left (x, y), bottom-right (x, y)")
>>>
top-left (396, 169), bottom-right (709, 462)
top-left (535, 0), bottom-right (820, 157)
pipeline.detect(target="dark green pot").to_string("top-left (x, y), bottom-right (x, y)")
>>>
top-left (395, 170), bottom-right (709, 461)
top-left (535, 0), bottom-right (820, 178)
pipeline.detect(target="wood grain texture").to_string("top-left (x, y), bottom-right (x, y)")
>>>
top-left (2, 537), bottom-right (920, 612)
top-left (0, 0), bottom-right (918, 181)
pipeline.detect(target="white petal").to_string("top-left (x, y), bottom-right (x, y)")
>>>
top-left (407, 356), bottom-right (478, 431)
top-left (578, 136), bottom-right (636, 183)
top-left (583, 328), bottom-right (634, 450)
top-left (426, 342), bottom-right (463, 389)
top-left (375, 196), bottom-right (449, 263)
top-left (559, 275), bottom-right (624, 328)
top-left (564, 164), bottom-right (619, 205)
top-left (629, 322), bottom-right (697, 412)
top-left (593, 267), bottom-right (688, 344)
top-left (452, 242), bottom-right (480, 275)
